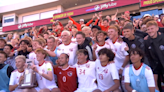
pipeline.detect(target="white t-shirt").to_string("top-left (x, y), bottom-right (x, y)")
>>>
top-left (71, 37), bottom-right (77, 43)
top-left (124, 64), bottom-right (155, 87)
top-left (5, 56), bottom-right (16, 69)
top-left (36, 61), bottom-right (57, 89)
top-left (9, 70), bottom-right (24, 92)
top-left (56, 42), bottom-right (77, 65)
top-left (106, 39), bottom-right (129, 70)
top-left (74, 61), bottom-right (97, 91)
top-left (95, 59), bottom-right (119, 91)
top-left (29, 51), bottom-right (51, 65)
top-left (93, 41), bottom-right (115, 59)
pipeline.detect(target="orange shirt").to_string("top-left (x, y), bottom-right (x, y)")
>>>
top-left (94, 19), bottom-right (109, 32)
top-left (69, 16), bottom-right (93, 31)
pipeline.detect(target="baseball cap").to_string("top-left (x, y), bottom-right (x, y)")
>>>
top-left (80, 19), bottom-right (84, 22)
top-left (154, 15), bottom-right (159, 18)
top-left (124, 11), bottom-right (130, 14)
top-left (143, 14), bottom-right (151, 18)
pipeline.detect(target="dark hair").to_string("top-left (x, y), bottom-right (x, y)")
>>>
top-left (103, 19), bottom-right (109, 22)
top-left (142, 18), bottom-right (154, 25)
top-left (91, 25), bottom-right (101, 30)
top-left (123, 23), bottom-right (134, 31)
top-left (61, 53), bottom-right (69, 59)
top-left (98, 48), bottom-right (115, 61)
top-left (96, 31), bottom-right (107, 41)
top-left (0, 51), bottom-right (7, 58)
top-left (119, 18), bottom-right (125, 21)
top-left (0, 39), bottom-right (6, 44)
top-left (77, 49), bottom-right (89, 60)
top-left (75, 31), bottom-right (86, 38)
top-left (43, 32), bottom-right (49, 35)
top-left (19, 40), bottom-right (30, 46)
top-left (5, 44), bottom-right (13, 50)
top-left (129, 48), bottom-right (144, 62)
top-left (109, 21), bottom-right (116, 25)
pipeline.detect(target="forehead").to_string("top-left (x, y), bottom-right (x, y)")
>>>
top-left (4, 46), bottom-right (10, 49)
top-left (60, 54), bottom-right (66, 57)
top-left (108, 28), bottom-right (115, 31)
top-left (61, 32), bottom-right (69, 36)
top-left (147, 25), bottom-right (156, 28)
top-left (0, 53), bottom-right (5, 57)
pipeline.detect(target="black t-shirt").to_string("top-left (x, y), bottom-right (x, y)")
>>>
top-left (123, 35), bottom-right (144, 51)
top-left (0, 64), bottom-right (14, 78)
top-left (0, 48), bottom-right (3, 51)
top-left (18, 50), bottom-right (30, 58)
top-left (135, 29), bottom-right (148, 38)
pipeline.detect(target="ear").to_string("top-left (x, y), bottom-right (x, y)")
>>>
top-left (139, 56), bottom-right (143, 60)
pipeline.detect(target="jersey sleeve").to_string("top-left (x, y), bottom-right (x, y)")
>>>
top-left (9, 72), bottom-right (16, 85)
top-left (121, 42), bottom-right (129, 56)
top-left (145, 66), bottom-right (155, 87)
top-left (110, 63), bottom-right (119, 80)
top-left (124, 66), bottom-right (130, 83)
top-left (46, 62), bottom-right (53, 72)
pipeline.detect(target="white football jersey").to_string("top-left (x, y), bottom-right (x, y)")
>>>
top-left (56, 42), bottom-right (77, 65)
top-left (106, 39), bottom-right (129, 70)
top-left (74, 61), bottom-right (97, 91)
top-left (36, 61), bottom-right (57, 89)
top-left (5, 56), bottom-right (16, 69)
top-left (93, 41), bottom-right (115, 59)
top-left (29, 51), bottom-right (51, 65)
top-left (9, 70), bottom-right (24, 92)
top-left (95, 59), bottom-right (119, 91)
top-left (71, 37), bottom-right (77, 43)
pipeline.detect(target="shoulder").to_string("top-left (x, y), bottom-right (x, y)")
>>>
top-left (11, 69), bottom-right (18, 73)
top-left (45, 61), bottom-right (53, 66)
top-left (125, 65), bottom-right (130, 69)
top-left (108, 61), bottom-right (116, 66)
top-left (144, 64), bottom-right (152, 71)
top-left (68, 66), bottom-right (77, 71)
top-left (88, 60), bottom-right (95, 64)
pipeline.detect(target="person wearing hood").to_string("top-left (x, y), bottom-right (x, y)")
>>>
top-left (76, 31), bottom-right (93, 60)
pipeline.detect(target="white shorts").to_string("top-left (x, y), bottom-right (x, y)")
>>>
top-left (74, 88), bottom-right (97, 92)
top-left (35, 85), bottom-right (58, 92)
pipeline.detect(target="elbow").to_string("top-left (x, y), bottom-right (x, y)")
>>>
top-left (116, 82), bottom-right (120, 89)
top-left (49, 77), bottom-right (53, 81)
top-left (9, 86), bottom-right (14, 91)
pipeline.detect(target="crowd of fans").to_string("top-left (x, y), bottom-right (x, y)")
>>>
top-left (0, 10), bottom-right (164, 92)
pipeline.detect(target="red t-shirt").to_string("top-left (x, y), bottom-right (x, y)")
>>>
top-left (54, 66), bottom-right (77, 92)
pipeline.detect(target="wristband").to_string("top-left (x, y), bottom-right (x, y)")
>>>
top-left (132, 90), bottom-right (137, 92)
top-left (38, 71), bottom-right (43, 75)
top-left (17, 82), bottom-right (19, 85)
top-left (120, 66), bottom-right (124, 70)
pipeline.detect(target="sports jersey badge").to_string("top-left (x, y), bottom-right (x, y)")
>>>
top-left (131, 44), bottom-right (136, 48)
top-left (69, 48), bottom-right (73, 52)
top-left (67, 71), bottom-right (73, 77)
top-left (159, 45), bottom-right (164, 50)
top-left (103, 69), bottom-right (108, 73)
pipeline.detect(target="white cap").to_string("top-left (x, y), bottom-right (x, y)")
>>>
top-left (80, 19), bottom-right (84, 22)
top-left (155, 15), bottom-right (159, 18)
top-left (143, 14), bottom-right (151, 18)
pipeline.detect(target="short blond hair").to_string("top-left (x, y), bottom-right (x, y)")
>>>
top-left (35, 48), bottom-right (47, 58)
top-left (82, 26), bottom-right (91, 31)
top-left (146, 20), bottom-right (158, 27)
top-left (61, 30), bottom-right (71, 36)
top-left (15, 55), bottom-right (26, 62)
